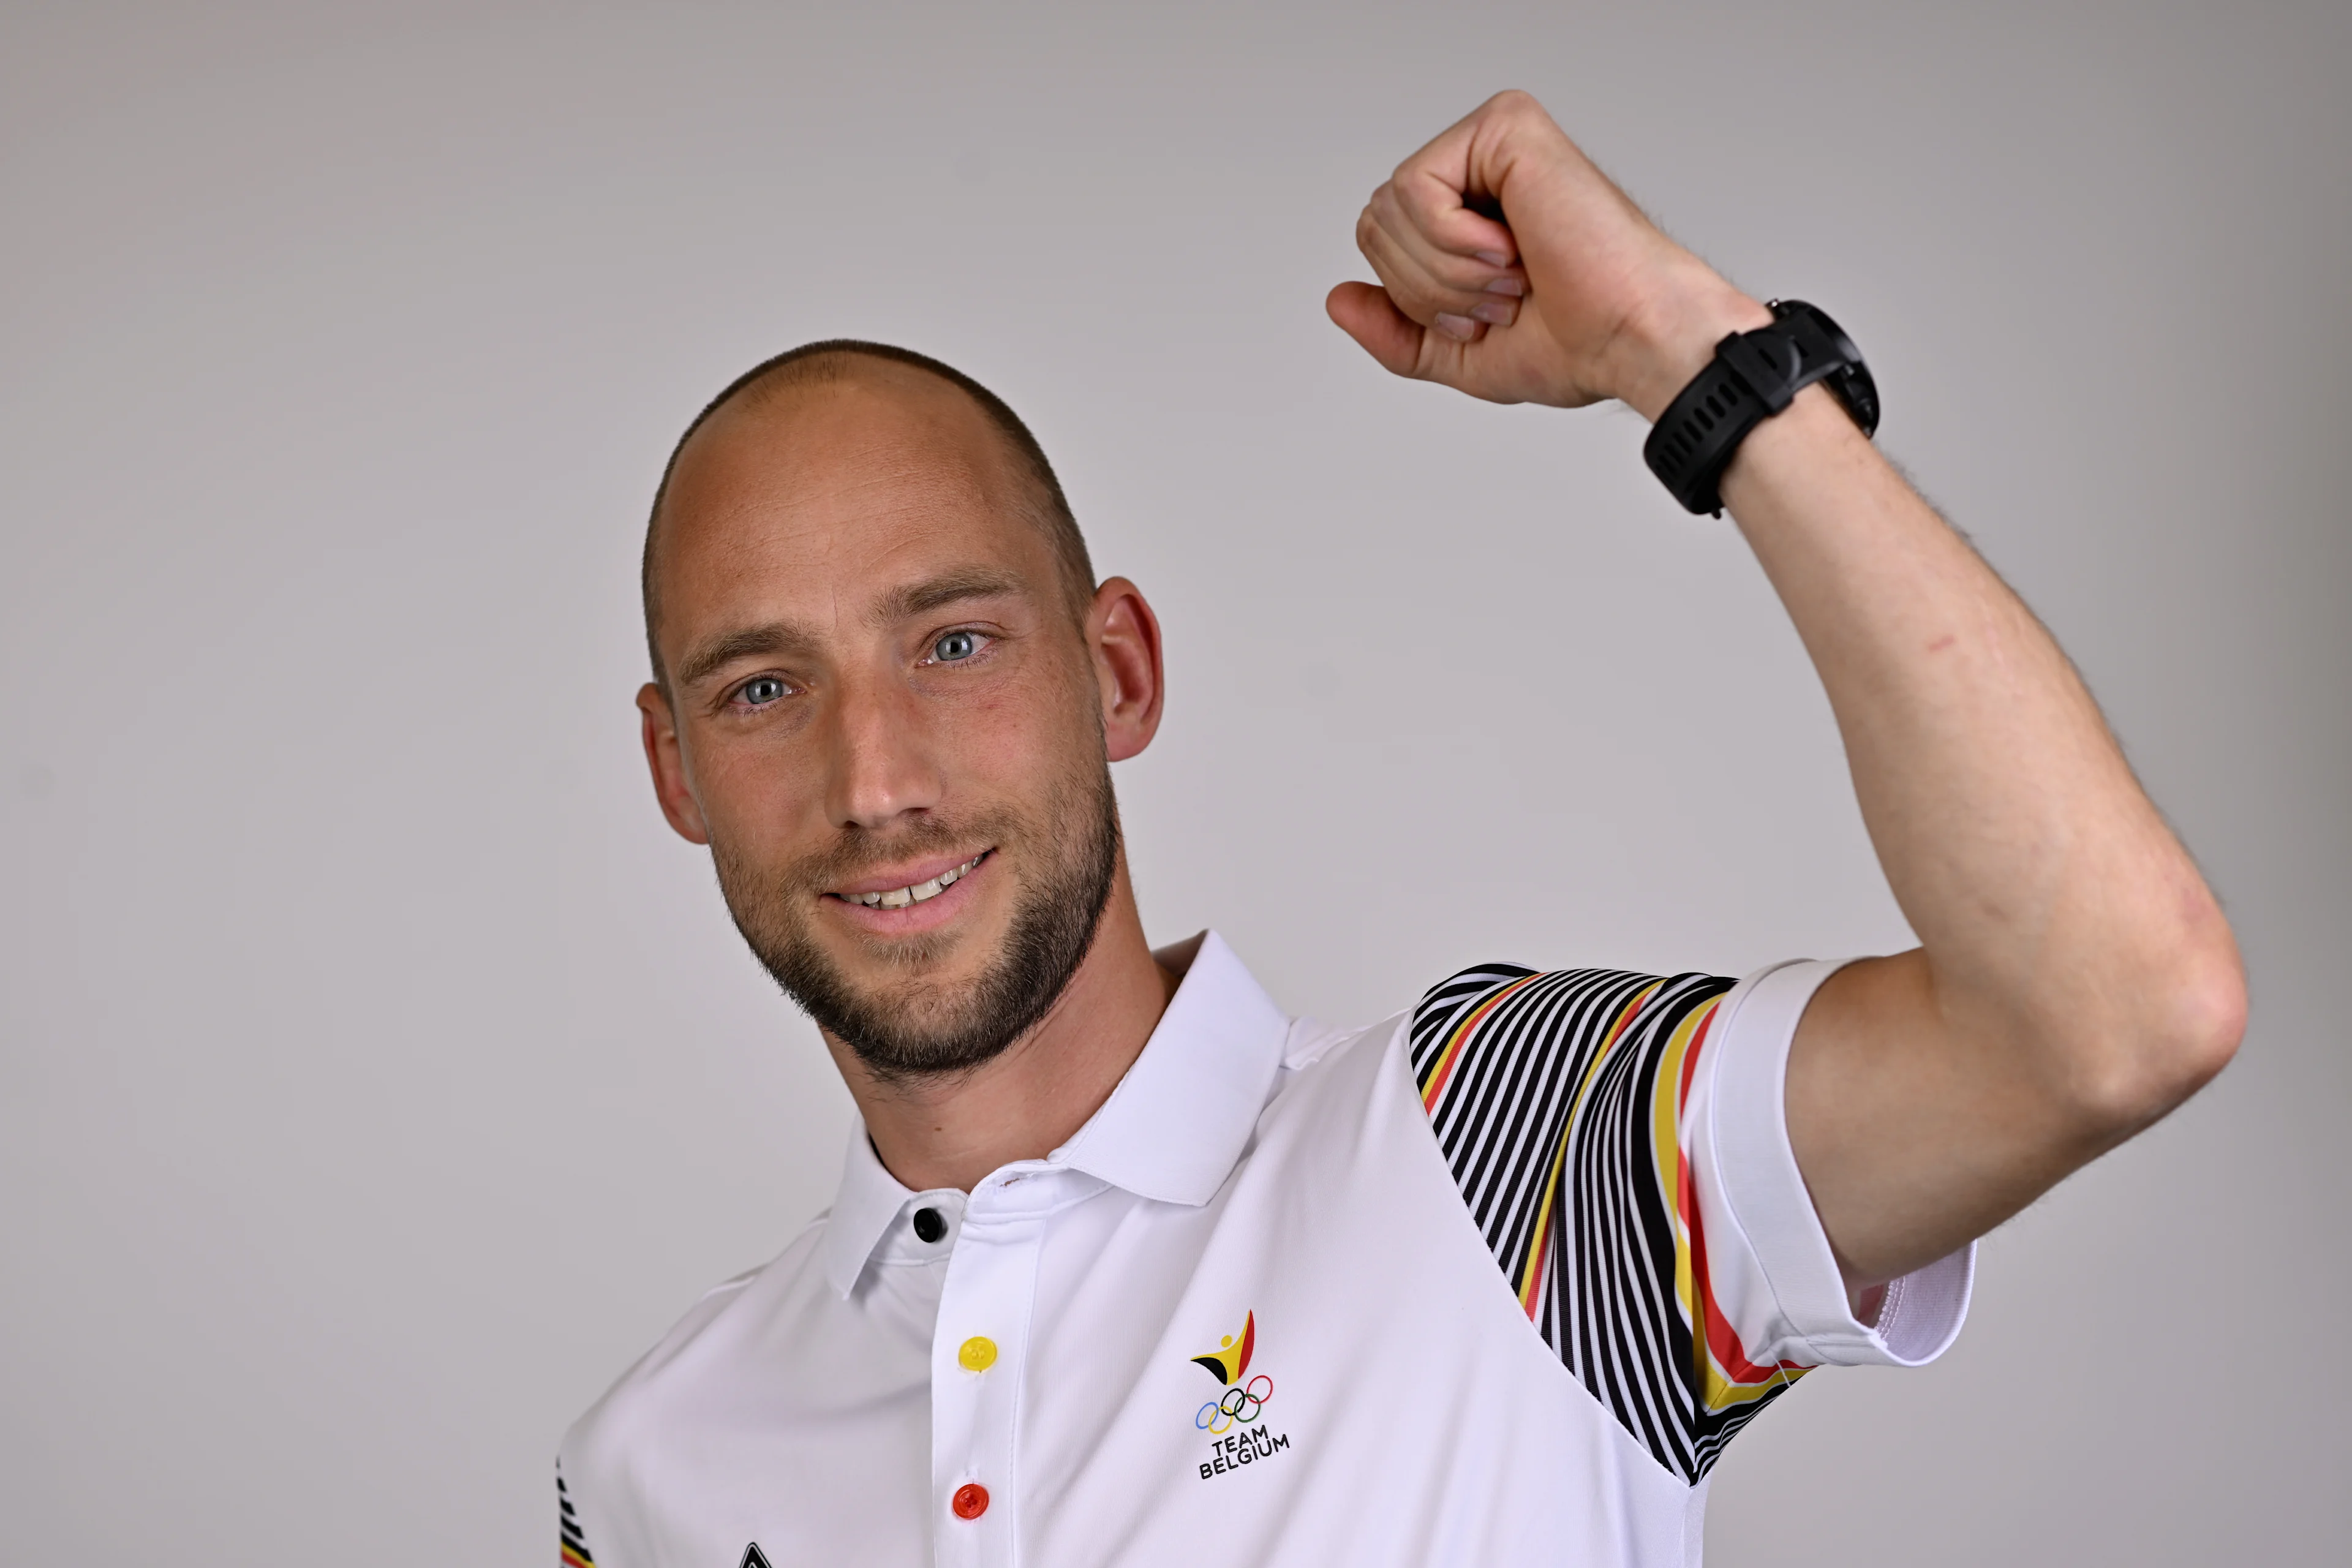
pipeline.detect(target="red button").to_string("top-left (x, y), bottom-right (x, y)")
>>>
top-left (951, 1483), bottom-right (990, 1520)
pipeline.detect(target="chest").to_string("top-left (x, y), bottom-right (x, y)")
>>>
top-left (628, 1030), bottom-right (1693, 1568)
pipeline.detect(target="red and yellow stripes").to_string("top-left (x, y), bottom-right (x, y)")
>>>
top-left (1419, 970), bottom-right (1543, 1115)
top-left (1660, 997), bottom-right (1809, 1414)
top-left (1513, 981), bottom-right (1662, 1317)
top-left (1410, 963), bottom-right (1806, 1481)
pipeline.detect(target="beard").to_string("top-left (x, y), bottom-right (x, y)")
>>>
top-left (709, 756), bottom-right (1122, 1083)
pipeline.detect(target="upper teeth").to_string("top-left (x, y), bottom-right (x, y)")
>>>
top-left (847, 854), bottom-right (984, 909)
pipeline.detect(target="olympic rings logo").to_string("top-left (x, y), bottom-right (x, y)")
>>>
top-left (1194, 1375), bottom-right (1275, 1434)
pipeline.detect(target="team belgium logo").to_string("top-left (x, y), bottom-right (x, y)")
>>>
top-left (1188, 1310), bottom-right (1291, 1479)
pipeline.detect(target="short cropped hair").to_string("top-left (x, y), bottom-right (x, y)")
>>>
top-left (640, 339), bottom-right (1093, 694)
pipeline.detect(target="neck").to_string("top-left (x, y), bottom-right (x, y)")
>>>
top-left (825, 856), bottom-right (1179, 1193)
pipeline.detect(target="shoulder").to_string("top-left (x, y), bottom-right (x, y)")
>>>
top-left (560, 1219), bottom-right (825, 1474)
top-left (1411, 963), bottom-right (1736, 1075)
top-left (1279, 1011), bottom-right (1401, 1072)
top-left (1408, 965), bottom-right (1743, 1137)
top-left (1238, 1012), bottom-right (1415, 1142)
top-left (1412, 962), bottom-right (1736, 1030)
top-left (1262, 964), bottom-right (1743, 1120)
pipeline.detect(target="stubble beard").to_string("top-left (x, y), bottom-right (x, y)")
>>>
top-left (709, 758), bottom-right (1123, 1083)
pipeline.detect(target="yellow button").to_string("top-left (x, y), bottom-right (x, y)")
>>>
top-left (958, 1336), bottom-right (998, 1372)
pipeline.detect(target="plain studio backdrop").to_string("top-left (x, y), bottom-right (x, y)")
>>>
top-left (3, 1), bottom-right (2346, 1562)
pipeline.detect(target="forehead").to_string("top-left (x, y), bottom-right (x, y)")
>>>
top-left (652, 368), bottom-right (1054, 650)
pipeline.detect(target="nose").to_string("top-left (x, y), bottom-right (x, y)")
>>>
top-left (823, 669), bottom-right (944, 832)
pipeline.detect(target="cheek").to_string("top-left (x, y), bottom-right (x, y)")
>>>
top-left (946, 662), bottom-right (1101, 792)
top-left (690, 733), bottom-right (827, 846)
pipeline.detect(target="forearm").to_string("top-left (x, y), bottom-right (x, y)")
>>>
top-left (1721, 384), bottom-right (2235, 1061)
top-left (1335, 91), bottom-right (2247, 1288)
top-left (1646, 303), bottom-right (2242, 1278)
top-left (1614, 287), bottom-right (2162, 1022)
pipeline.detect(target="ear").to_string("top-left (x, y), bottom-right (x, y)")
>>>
top-left (638, 682), bottom-right (712, 844)
top-left (1085, 577), bottom-right (1164, 763)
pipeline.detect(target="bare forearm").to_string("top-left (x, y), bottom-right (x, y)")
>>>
top-left (1611, 290), bottom-right (2190, 1036)
top-left (1330, 91), bottom-right (2247, 1286)
top-left (1723, 382), bottom-right (2231, 1042)
top-left (1714, 369), bottom-right (2244, 1280)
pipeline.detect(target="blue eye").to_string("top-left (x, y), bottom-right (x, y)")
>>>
top-left (740, 676), bottom-right (786, 706)
top-left (932, 630), bottom-right (980, 662)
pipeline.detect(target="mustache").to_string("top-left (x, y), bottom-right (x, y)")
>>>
top-left (771, 815), bottom-right (1011, 896)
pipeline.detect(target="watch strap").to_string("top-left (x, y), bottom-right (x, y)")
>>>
top-left (1642, 300), bottom-right (1879, 516)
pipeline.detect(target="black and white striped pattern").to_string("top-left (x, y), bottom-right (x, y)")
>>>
top-left (558, 1460), bottom-right (596, 1566)
top-left (1412, 963), bottom-right (1803, 1482)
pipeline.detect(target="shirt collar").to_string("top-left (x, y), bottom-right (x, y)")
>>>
top-left (818, 1120), bottom-right (930, 1298)
top-left (818, 930), bottom-right (1288, 1297)
top-left (1049, 930), bottom-right (1287, 1204)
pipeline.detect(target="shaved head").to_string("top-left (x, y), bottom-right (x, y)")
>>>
top-left (642, 340), bottom-right (1093, 694)
top-left (628, 337), bottom-right (1159, 1088)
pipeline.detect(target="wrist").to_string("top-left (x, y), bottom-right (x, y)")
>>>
top-left (1606, 272), bottom-right (1773, 423)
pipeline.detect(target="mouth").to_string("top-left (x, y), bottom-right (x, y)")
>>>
top-left (829, 851), bottom-right (989, 911)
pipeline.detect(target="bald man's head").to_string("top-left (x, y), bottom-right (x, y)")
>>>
top-left (641, 341), bottom-right (1093, 695)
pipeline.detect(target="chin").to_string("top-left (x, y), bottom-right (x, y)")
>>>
top-left (839, 912), bottom-right (997, 976)
top-left (715, 757), bottom-right (1123, 1080)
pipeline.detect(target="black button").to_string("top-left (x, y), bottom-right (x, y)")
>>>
top-left (912, 1207), bottom-right (946, 1243)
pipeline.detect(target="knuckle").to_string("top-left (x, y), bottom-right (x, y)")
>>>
top-left (1435, 254), bottom-right (1487, 290)
top-left (1390, 179), bottom-right (1434, 223)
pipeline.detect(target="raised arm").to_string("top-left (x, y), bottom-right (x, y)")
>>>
top-left (1327, 91), bottom-right (2245, 1294)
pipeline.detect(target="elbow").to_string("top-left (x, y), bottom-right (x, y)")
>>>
top-left (2143, 949), bottom-right (2247, 1109)
top-left (2066, 933), bottom-right (2248, 1140)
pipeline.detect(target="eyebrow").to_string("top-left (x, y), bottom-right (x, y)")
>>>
top-left (870, 567), bottom-right (1028, 626)
top-left (675, 622), bottom-right (821, 690)
top-left (673, 568), bottom-right (1033, 690)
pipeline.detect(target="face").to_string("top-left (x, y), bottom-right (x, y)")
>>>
top-left (638, 367), bottom-right (1163, 1080)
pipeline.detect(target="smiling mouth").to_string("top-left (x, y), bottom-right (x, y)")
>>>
top-left (834, 852), bottom-right (989, 910)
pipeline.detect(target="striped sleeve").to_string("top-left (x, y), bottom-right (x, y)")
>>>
top-left (558, 1460), bottom-right (597, 1568)
top-left (1412, 965), bottom-right (1803, 1481)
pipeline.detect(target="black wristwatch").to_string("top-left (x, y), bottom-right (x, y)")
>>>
top-left (1641, 300), bottom-right (1880, 516)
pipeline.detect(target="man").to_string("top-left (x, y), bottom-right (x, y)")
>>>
top-left (557, 92), bottom-right (2243, 1567)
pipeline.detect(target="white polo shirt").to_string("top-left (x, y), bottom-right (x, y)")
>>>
top-left (559, 933), bottom-right (1972, 1568)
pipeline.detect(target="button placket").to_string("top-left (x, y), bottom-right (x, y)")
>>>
top-left (928, 1172), bottom-right (1059, 1568)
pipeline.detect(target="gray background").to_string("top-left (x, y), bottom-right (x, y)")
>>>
top-left (2, 1), bottom-right (2345, 1562)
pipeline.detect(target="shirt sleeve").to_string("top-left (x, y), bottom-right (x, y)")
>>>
top-left (1692, 960), bottom-right (1973, 1371)
top-left (557, 1458), bottom-right (600, 1568)
top-left (1409, 959), bottom-right (1972, 1483)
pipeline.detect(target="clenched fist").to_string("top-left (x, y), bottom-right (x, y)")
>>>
top-left (1327, 91), bottom-right (1771, 423)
